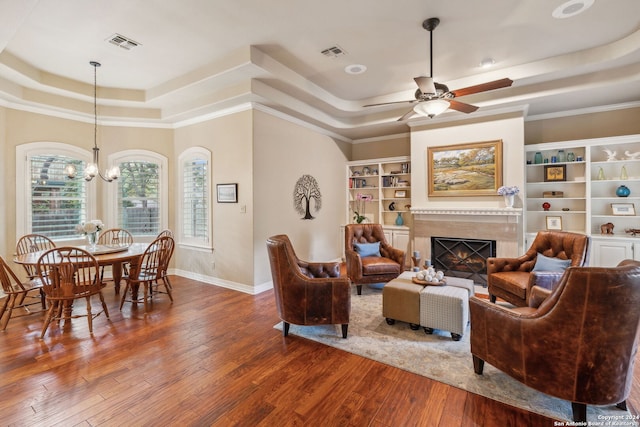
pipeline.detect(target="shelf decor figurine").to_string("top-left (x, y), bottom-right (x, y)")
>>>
top-left (601, 222), bottom-right (614, 235)
top-left (597, 167), bottom-right (605, 180)
top-left (616, 185), bottom-right (631, 197)
top-left (395, 212), bottom-right (404, 226)
top-left (621, 165), bottom-right (628, 180)
top-left (542, 202), bottom-right (551, 211)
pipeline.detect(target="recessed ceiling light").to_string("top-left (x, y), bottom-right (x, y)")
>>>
top-left (345, 64), bottom-right (367, 75)
top-left (479, 58), bottom-right (495, 68)
top-left (552, 0), bottom-right (594, 19)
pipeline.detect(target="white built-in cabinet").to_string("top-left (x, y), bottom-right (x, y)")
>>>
top-left (345, 156), bottom-right (412, 267)
top-left (525, 134), bottom-right (640, 266)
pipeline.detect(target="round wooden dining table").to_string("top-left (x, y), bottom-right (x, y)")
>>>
top-left (13, 242), bottom-right (148, 294)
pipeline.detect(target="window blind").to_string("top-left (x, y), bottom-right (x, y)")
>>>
top-left (30, 154), bottom-right (86, 239)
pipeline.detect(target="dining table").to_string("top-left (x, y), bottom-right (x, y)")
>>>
top-left (13, 242), bottom-right (148, 295)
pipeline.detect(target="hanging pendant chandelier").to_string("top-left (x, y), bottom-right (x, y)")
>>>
top-left (65, 61), bottom-right (120, 182)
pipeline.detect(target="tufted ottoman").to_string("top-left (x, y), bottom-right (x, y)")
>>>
top-left (382, 275), bottom-right (423, 330)
top-left (420, 276), bottom-right (474, 341)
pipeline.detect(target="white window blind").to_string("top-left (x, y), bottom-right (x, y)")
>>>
top-left (117, 161), bottom-right (160, 236)
top-left (182, 157), bottom-right (209, 240)
top-left (29, 154), bottom-right (87, 239)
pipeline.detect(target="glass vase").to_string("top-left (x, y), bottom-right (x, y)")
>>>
top-left (87, 231), bottom-right (98, 250)
top-left (503, 194), bottom-right (515, 208)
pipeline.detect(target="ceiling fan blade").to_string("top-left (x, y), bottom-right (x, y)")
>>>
top-left (448, 99), bottom-right (479, 114)
top-left (414, 76), bottom-right (436, 95)
top-left (450, 78), bottom-right (513, 98)
top-left (397, 108), bottom-right (416, 121)
top-left (363, 99), bottom-right (416, 107)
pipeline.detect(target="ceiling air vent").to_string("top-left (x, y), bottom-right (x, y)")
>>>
top-left (321, 45), bottom-right (346, 58)
top-left (106, 33), bottom-right (142, 50)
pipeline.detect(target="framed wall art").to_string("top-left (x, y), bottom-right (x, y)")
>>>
top-left (427, 140), bottom-right (503, 197)
top-left (611, 203), bottom-right (636, 216)
top-left (217, 183), bottom-right (238, 203)
top-left (546, 216), bottom-right (563, 230)
top-left (544, 164), bottom-right (567, 182)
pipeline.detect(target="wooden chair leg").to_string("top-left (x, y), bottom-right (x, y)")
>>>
top-left (617, 401), bottom-right (627, 411)
top-left (40, 303), bottom-right (57, 339)
top-left (283, 322), bottom-right (290, 336)
top-left (473, 355), bottom-right (485, 374)
top-left (86, 296), bottom-right (93, 334)
top-left (341, 324), bottom-right (348, 339)
top-left (356, 285), bottom-right (362, 295)
top-left (98, 291), bottom-right (109, 318)
top-left (0, 294), bottom-right (17, 331)
top-left (571, 402), bottom-right (587, 422)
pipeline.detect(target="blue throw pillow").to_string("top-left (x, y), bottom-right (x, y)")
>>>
top-left (354, 242), bottom-right (381, 257)
top-left (532, 252), bottom-right (571, 272)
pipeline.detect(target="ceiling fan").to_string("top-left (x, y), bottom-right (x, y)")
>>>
top-left (364, 17), bottom-right (513, 121)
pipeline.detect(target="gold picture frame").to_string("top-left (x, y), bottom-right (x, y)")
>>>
top-left (427, 140), bottom-right (503, 197)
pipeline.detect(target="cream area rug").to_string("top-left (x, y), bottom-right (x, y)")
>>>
top-left (274, 286), bottom-right (633, 423)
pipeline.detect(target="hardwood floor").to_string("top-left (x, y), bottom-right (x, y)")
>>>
top-left (0, 276), bottom-right (635, 426)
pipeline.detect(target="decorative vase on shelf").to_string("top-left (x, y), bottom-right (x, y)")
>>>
top-left (503, 194), bottom-right (515, 208)
top-left (87, 231), bottom-right (98, 250)
top-left (597, 167), bottom-right (605, 180)
top-left (557, 149), bottom-right (566, 162)
top-left (395, 212), bottom-right (404, 226)
top-left (534, 152), bottom-right (543, 164)
top-left (616, 185), bottom-right (631, 197)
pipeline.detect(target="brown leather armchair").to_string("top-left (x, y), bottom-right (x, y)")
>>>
top-left (487, 230), bottom-right (590, 307)
top-left (470, 260), bottom-right (640, 423)
top-left (267, 234), bottom-right (350, 338)
top-left (345, 224), bottom-right (405, 295)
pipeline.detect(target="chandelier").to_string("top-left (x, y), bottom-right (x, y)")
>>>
top-left (65, 61), bottom-right (120, 182)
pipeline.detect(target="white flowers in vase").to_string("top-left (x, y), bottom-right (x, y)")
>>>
top-left (76, 219), bottom-right (104, 235)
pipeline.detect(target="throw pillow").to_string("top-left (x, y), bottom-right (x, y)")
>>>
top-left (532, 252), bottom-right (571, 271)
top-left (354, 242), bottom-right (381, 257)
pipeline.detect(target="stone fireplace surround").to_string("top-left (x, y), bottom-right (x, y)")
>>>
top-left (412, 207), bottom-right (523, 266)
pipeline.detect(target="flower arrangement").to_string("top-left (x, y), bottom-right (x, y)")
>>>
top-left (497, 185), bottom-right (520, 196)
top-left (75, 219), bottom-right (104, 235)
top-left (353, 193), bottom-right (373, 224)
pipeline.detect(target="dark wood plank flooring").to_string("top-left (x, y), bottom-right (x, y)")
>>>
top-left (0, 276), bottom-right (635, 426)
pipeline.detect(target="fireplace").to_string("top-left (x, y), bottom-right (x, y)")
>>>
top-left (431, 237), bottom-right (496, 285)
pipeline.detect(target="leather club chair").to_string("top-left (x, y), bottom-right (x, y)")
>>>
top-left (266, 234), bottom-right (350, 338)
top-left (487, 230), bottom-right (590, 307)
top-left (345, 223), bottom-right (405, 295)
top-left (470, 260), bottom-right (640, 422)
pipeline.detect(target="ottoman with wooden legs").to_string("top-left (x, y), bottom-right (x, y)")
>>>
top-left (382, 276), bottom-right (423, 330)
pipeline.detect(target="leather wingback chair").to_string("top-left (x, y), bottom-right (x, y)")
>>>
top-left (267, 234), bottom-right (350, 338)
top-left (471, 260), bottom-right (640, 422)
top-left (345, 224), bottom-right (405, 295)
top-left (487, 230), bottom-right (590, 307)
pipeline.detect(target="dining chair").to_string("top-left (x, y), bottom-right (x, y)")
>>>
top-left (157, 229), bottom-right (174, 238)
top-left (15, 233), bottom-right (56, 309)
top-left (155, 229), bottom-right (174, 290)
top-left (120, 235), bottom-right (174, 313)
top-left (97, 228), bottom-right (134, 283)
top-left (0, 256), bottom-right (46, 330)
top-left (36, 247), bottom-right (109, 338)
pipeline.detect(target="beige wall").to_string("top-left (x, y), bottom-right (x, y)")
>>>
top-left (173, 110), bottom-right (255, 288)
top-left (351, 134), bottom-right (410, 160)
top-left (253, 110), bottom-right (350, 285)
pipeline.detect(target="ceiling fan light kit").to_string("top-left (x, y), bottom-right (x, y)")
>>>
top-left (414, 99), bottom-right (450, 118)
top-left (364, 17), bottom-right (513, 121)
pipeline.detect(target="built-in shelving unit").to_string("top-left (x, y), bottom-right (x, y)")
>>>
top-left (525, 134), bottom-right (640, 266)
top-left (346, 156), bottom-right (411, 265)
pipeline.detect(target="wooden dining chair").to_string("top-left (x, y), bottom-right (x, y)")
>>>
top-left (120, 235), bottom-right (174, 313)
top-left (0, 256), bottom-right (46, 331)
top-left (15, 233), bottom-right (55, 309)
top-left (36, 247), bottom-right (109, 338)
top-left (16, 234), bottom-right (56, 280)
top-left (97, 228), bottom-right (134, 283)
top-left (157, 229), bottom-right (174, 238)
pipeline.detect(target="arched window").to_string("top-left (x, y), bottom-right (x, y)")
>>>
top-left (16, 142), bottom-right (94, 241)
top-left (106, 150), bottom-right (168, 238)
top-left (178, 147), bottom-right (212, 248)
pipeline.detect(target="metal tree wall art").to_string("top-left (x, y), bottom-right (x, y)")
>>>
top-left (293, 175), bottom-right (322, 220)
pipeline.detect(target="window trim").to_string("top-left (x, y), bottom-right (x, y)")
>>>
top-left (177, 147), bottom-right (212, 250)
top-left (106, 149), bottom-right (169, 242)
top-left (16, 142), bottom-right (95, 241)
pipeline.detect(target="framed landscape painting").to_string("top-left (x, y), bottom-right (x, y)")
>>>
top-left (427, 140), bottom-right (503, 197)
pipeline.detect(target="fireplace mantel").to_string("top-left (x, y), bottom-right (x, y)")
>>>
top-left (412, 206), bottom-right (524, 262)
top-left (412, 207), bottom-right (522, 217)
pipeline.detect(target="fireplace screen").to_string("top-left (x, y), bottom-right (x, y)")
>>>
top-left (431, 237), bottom-right (496, 286)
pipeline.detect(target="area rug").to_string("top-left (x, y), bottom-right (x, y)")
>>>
top-left (274, 287), bottom-right (632, 423)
